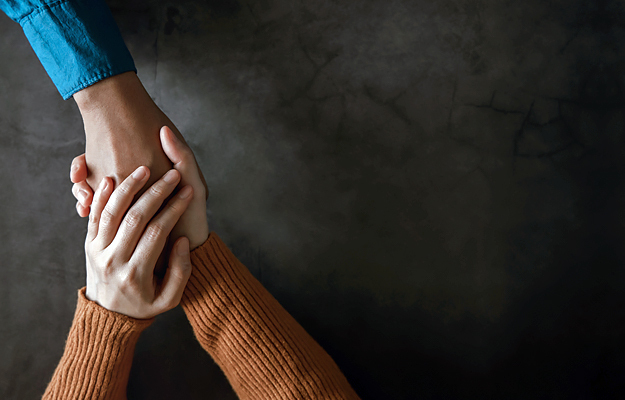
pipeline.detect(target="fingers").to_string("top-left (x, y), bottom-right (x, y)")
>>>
top-left (95, 166), bottom-right (150, 248)
top-left (76, 201), bottom-right (90, 218)
top-left (70, 154), bottom-right (88, 184)
top-left (72, 181), bottom-right (93, 208)
top-left (154, 237), bottom-right (192, 312)
top-left (160, 125), bottom-right (208, 199)
top-left (71, 154), bottom-right (93, 217)
top-left (131, 185), bottom-right (193, 268)
top-left (111, 169), bottom-right (181, 258)
top-left (86, 177), bottom-right (113, 242)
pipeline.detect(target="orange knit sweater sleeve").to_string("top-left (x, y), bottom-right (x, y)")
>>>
top-left (181, 232), bottom-right (360, 400)
top-left (43, 232), bottom-right (358, 399)
top-left (42, 288), bottom-right (153, 400)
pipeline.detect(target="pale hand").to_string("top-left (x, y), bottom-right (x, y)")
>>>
top-left (85, 166), bottom-right (193, 319)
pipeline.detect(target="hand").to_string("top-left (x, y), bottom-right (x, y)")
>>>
top-left (85, 166), bottom-right (194, 319)
top-left (160, 126), bottom-right (209, 250)
top-left (73, 71), bottom-right (207, 198)
top-left (70, 126), bottom-right (209, 250)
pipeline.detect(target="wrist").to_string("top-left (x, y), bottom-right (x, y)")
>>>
top-left (74, 71), bottom-right (176, 146)
top-left (73, 71), bottom-right (145, 116)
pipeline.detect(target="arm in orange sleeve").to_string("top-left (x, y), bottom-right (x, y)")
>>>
top-left (182, 233), bottom-right (360, 400)
top-left (42, 289), bottom-right (152, 400)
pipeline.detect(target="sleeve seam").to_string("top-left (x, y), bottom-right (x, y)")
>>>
top-left (17, 0), bottom-right (72, 25)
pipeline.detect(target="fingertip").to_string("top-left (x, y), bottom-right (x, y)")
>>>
top-left (70, 154), bottom-right (87, 183)
top-left (160, 126), bottom-right (188, 166)
top-left (131, 165), bottom-right (149, 181)
top-left (160, 126), bottom-right (173, 148)
top-left (161, 125), bottom-right (175, 139)
top-left (74, 197), bottom-right (90, 217)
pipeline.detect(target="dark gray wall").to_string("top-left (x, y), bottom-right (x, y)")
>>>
top-left (2, 0), bottom-right (625, 398)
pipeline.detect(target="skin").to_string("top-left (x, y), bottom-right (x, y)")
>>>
top-left (73, 125), bottom-right (209, 249)
top-left (73, 72), bottom-right (207, 200)
top-left (77, 126), bottom-right (210, 318)
top-left (86, 167), bottom-right (192, 319)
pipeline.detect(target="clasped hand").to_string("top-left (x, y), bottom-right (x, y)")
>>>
top-left (85, 166), bottom-right (191, 319)
top-left (79, 126), bottom-right (210, 319)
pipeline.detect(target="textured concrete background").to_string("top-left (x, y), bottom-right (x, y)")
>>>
top-left (2, 0), bottom-right (625, 398)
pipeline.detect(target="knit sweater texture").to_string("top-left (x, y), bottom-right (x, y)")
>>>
top-left (42, 233), bottom-right (359, 399)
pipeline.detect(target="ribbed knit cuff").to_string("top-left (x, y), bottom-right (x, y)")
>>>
top-left (182, 233), bottom-right (360, 400)
top-left (43, 288), bottom-right (153, 400)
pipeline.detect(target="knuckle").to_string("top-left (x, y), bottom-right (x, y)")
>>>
top-left (167, 200), bottom-right (185, 215)
top-left (116, 183), bottom-right (132, 196)
top-left (181, 149), bottom-right (194, 163)
top-left (89, 210), bottom-right (100, 225)
top-left (144, 223), bottom-right (165, 241)
top-left (99, 265), bottom-right (113, 279)
top-left (100, 207), bottom-right (115, 225)
top-left (118, 268), bottom-right (140, 291)
top-left (120, 274), bottom-right (136, 288)
top-left (171, 266), bottom-right (188, 281)
top-left (94, 256), bottom-right (115, 279)
top-left (149, 184), bottom-right (166, 198)
top-left (123, 209), bottom-right (144, 229)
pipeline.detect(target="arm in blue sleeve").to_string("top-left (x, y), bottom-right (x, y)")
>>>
top-left (0, 0), bottom-right (136, 99)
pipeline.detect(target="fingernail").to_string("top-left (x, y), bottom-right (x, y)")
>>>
top-left (179, 185), bottom-right (193, 199)
top-left (132, 166), bottom-right (147, 180)
top-left (71, 163), bottom-right (79, 173)
top-left (165, 126), bottom-right (178, 141)
top-left (177, 237), bottom-right (189, 256)
top-left (78, 189), bottom-right (89, 202)
top-left (164, 169), bottom-right (178, 183)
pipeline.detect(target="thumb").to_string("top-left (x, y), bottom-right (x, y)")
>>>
top-left (160, 125), bottom-right (188, 165)
top-left (159, 125), bottom-right (209, 199)
top-left (156, 237), bottom-right (192, 312)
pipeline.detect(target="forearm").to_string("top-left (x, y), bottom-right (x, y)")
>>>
top-left (43, 289), bottom-right (152, 400)
top-left (182, 233), bottom-right (360, 400)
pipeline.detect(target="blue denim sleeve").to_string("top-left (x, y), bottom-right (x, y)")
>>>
top-left (0, 0), bottom-right (136, 99)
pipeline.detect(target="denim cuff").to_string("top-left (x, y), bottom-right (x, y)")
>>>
top-left (19, 0), bottom-right (135, 99)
